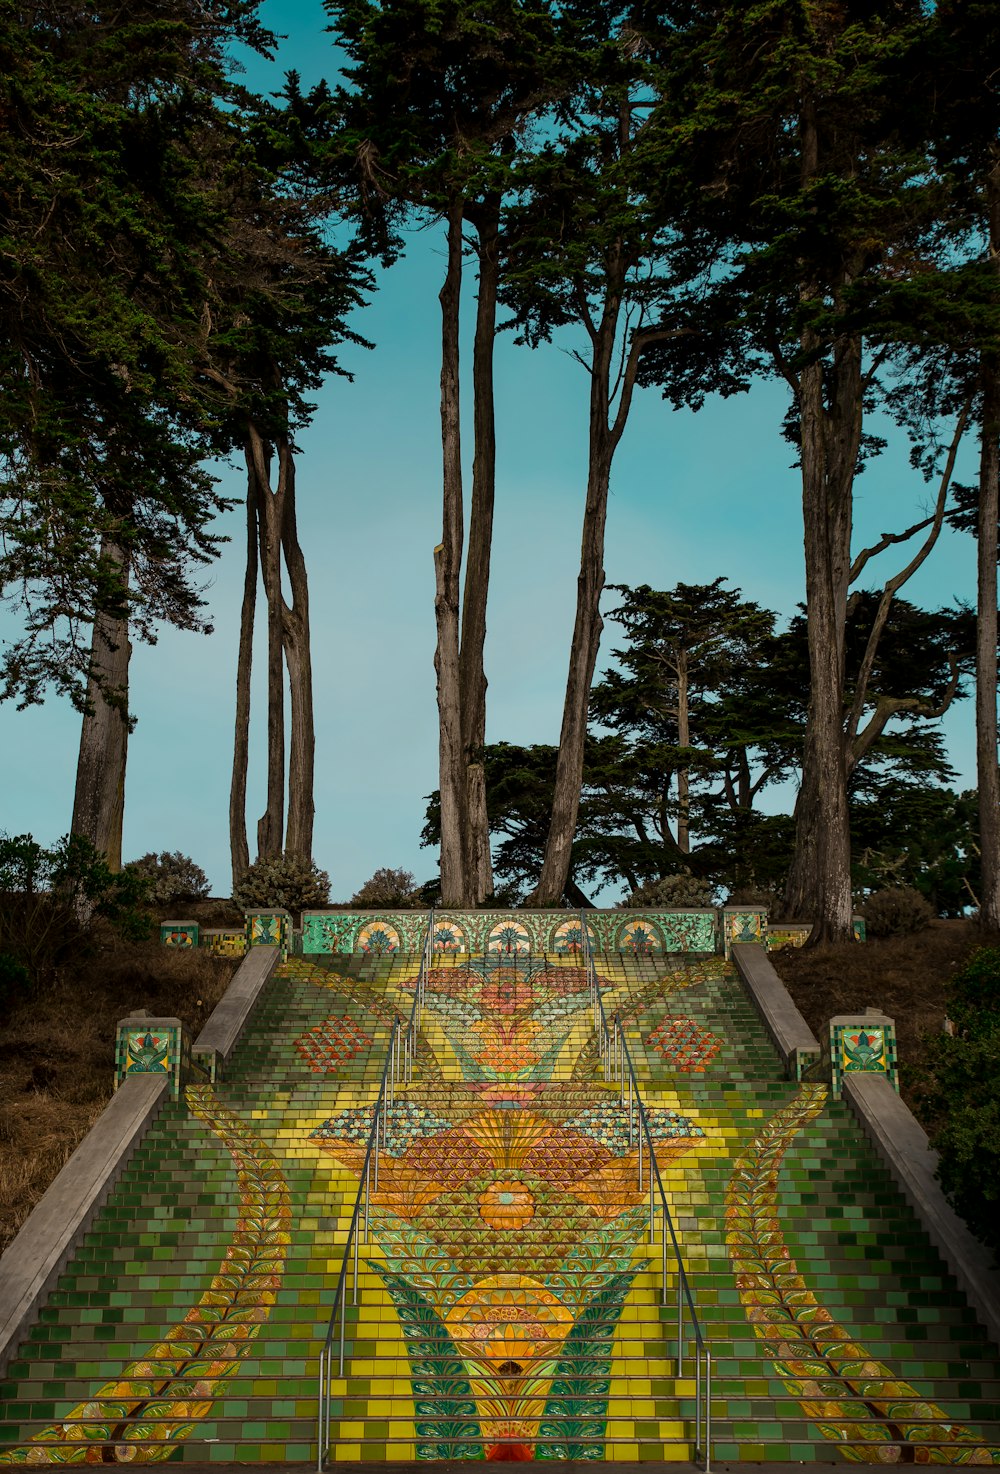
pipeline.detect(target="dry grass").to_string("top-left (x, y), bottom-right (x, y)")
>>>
top-left (769, 918), bottom-right (998, 1106)
top-left (0, 921), bottom-right (239, 1252)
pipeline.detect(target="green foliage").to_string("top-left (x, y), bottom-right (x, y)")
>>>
top-left (231, 852), bottom-right (330, 915)
top-left (851, 784), bottom-right (979, 916)
top-left (860, 885), bottom-right (935, 938)
top-left (0, 831), bottom-right (153, 986)
top-left (625, 873), bottom-right (714, 909)
top-left (0, 0), bottom-right (268, 708)
top-left (0, 952), bottom-right (30, 1021)
top-left (126, 852), bottom-right (210, 908)
top-left (921, 950), bottom-right (1000, 1254)
top-left (350, 867), bottom-right (422, 908)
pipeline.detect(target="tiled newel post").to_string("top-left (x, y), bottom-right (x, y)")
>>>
top-left (722, 906), bottom-right (767, 958)
top-left (114, 1013), bottom-right (188, 1099)
top-left (160, 920), bottom-right (199, 947)
top-left (244, 908), bottom-right (292, 960)
top-left (201, 927), bottom-right (247, 957)
top-left (829, 1009), bottom-right (899, 1098)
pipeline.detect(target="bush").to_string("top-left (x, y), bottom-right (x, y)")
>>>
top-left (232, 852), bottom-right (330, 917)
top-left (126, 851), bottom-right (210, 908)
top-left (0, 831), bottom-right (153, 986)
top-left (0, 952), bottom-right (30, 1020)
top-left (860, 884), bottom-right (934, 938)
top-left (724, 887), bottom-right (777, 909)
top-left (921, 948), bottom-right (1000, 1254)
top-left (626, 872), bottom-right (715, 909)
top-left (350, 866), bottom-right (423, 908)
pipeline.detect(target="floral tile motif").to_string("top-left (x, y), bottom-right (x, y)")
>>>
top-left (645, 1016), bottom-right (723, 1072)
top-left (432, 917), bottom-right (468, 952)
top-left (0, 1088), bottom-right (289, 1464)
top-left (293, 1015), bottom-right (374, 1072)
top-left (356, 920), bottom-right (401, 955)
top-left (726, 1086), bottom-right (1000, 1464)
top-left (311, 1076), bottom-right (706, 1461)
top-left (300, 908), bottom-right (724, 956)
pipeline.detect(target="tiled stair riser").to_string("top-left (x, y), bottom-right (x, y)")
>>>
top-left (1, 948), bottom-right (999, 1466)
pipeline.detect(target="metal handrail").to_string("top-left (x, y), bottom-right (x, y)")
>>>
top-left (580, 913), bottom-right (712, 1470)
top-left (316, 908), bottom-right (435, 1470)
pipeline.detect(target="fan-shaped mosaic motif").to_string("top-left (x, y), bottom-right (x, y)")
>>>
top-left (433, 916), bottom-right (468, 952)
top-left (616, 918), bottom-right (664, 956)
top-left (356, 920), bottom-right (401, 955)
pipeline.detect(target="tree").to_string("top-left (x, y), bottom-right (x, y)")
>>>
top-left (0, 0), bottom-right (281, 866)
top-left (851, 781), bottom-right (979, 917)
top-left (646, 0), bottom-right (972, 939)
top-left (325, 0), bottom-right (589, 905)
top-left (591, 581), bottom-right (782, 857)
top-left (193, 86), bottom-right (372, 882)
top-left (927, 1), bottom-right (1000, 931)
top-left (0, 0), bottom-right (266, 710)
top-left (500, 16), bottom-right (695, 906)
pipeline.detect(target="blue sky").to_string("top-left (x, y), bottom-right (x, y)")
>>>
top-left (0, 0), bottom-right (978, 900)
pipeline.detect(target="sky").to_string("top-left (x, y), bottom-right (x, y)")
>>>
top-left (0, 0), bottom-right (981, 901)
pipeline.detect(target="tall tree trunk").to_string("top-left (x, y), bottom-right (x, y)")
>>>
top-left (978, 153), bottom-right (1000, 932)
top-left (779, 99), bottom-right (860, 941)
top-left (978, 357), bottom-right (1000, 930)
top-left (276, 439), bottom-right (315, 860)
top-left (782, 330), bottom-right (861, 940)
top-left (246, 434), bottom-right (285, 860)
top-left (71, 540), bottom-right (130, 869)
top-left (230, 475), bottom-right (256, 888)
top-left (435, 198), bottom-right (468, 907)
top-left (460, 196), bottom-right (500, 904)
top-left (676, 646), bottom-right (690, 854)
top-left (531, 320), bottom-right (616, 906)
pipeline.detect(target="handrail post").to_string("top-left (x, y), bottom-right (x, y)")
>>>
top-left (649, 1149), bottom-right (655, 1238)
top-left (695, 1338), bottom-right (702, 1461)
top-left (677, 1269), bottom-right (684, 1376)
top-left (705, 1347), bottom-right (712, 1471)
top-left (317, 1345), bottom-right (325, 1473)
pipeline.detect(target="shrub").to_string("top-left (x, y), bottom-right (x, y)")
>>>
top-left (126, 851), bottom-right (209, 908)
top-left (0, 831), bottom-right (153, 986)
top-left (626, 872), bottom-right (715, 909)
top-left (0, 952), bottom-right (30, 1021)
top-left (724, 887), bottom-right (777, 909)
top-left (921, 948), bottom-right (1000, 1254)
top-left (232, 852), bottom-right (330, 917)
top-left (350, 867), bottom-right (423, 908)
top-left (860, 884), bottom-right (934, 938)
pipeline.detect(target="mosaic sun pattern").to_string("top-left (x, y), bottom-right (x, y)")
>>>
top-left (1, 935), bottom-right (1000, 1464)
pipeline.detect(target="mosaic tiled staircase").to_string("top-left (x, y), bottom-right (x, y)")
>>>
top-left (2, 947), bottom-right (1000, 1465)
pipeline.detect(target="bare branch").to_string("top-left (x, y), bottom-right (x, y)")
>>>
top-left (850, 513), bottom-right (936, 584)
top-left (850, 651), bottom-right (961, 770)
top-left (610, 325), bottom-right (694, 448)
top-left (845, 403), bottom-right (969, 749)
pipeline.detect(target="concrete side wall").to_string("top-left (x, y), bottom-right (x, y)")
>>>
top-left (191, 943), bottom-right (278, 1079)
top-left (731, 942), bottom-right (822, 1079)
top-left (843, 1072), bottom-right (1000, 1350)
top-left (0, 1072), bottom-right (170, 1379)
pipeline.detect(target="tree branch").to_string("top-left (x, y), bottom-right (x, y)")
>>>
top-left (849, 513), bottom-right (936, 584)
top-left (610, 325), bottom-right (694, 448)
top-left (850, 652), bottom-right (961, 770)
top-left (845, 403), bottom-right (969, 748)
